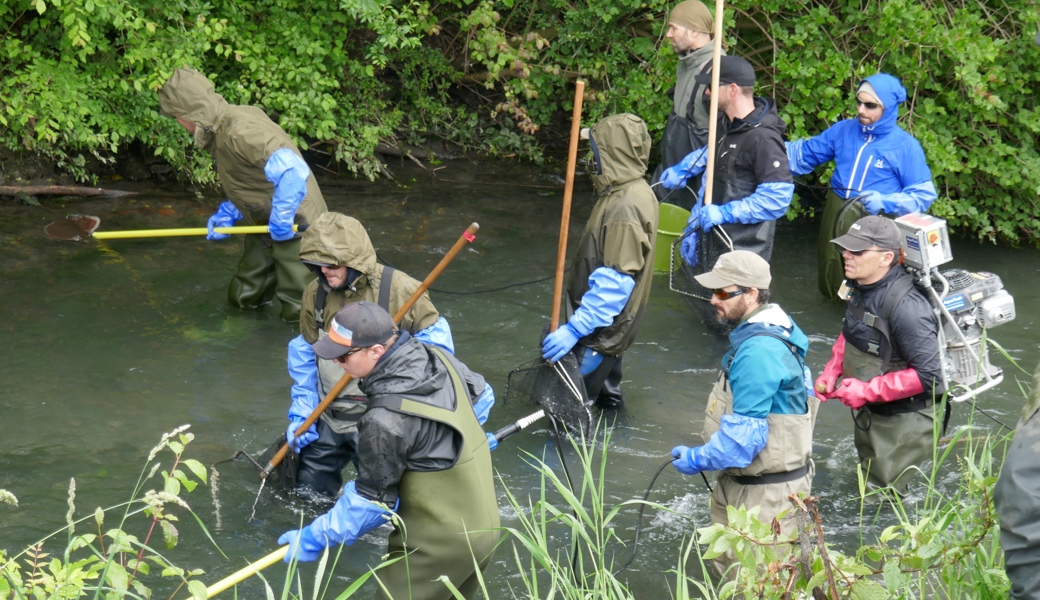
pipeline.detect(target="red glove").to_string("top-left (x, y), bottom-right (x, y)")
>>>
top-left (831, 368), bottom-right (925, 410)
top-left (814, 333), bottom-right (846, 400)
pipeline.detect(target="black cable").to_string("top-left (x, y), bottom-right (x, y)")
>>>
top-left (612, 458), bottom-right (672, 575)
top-left (547, 416), bottom-right (583, 582)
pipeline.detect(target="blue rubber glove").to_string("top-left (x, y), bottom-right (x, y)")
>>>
top-left (278, 525), bottom-right (325, 563)
top-left (486, 431), bottom-right (498, 451)
top-left (308, 481), bottom-right (395, 548)
top-left (699, 204), bottom-right (728, 231)
top-left (287, 335), bottom-right (320, 450)
top-left (661, 147), bottom-right (708, 189)
top-left (206, 200), bottom-right (243, 241)
top-left (542, 323), bottom-right (581, 363)
top-left (860, 191), bottom-right (884, 215)
top-left (265, 148), bottom-right (310, 242)
top-left (286, 417), bottom-right (318, 451)
top-left (471, 383), bottom-right (495, 425)
top-left (413, 316), bottom-right (455, 355)
top-left (671, 445), bottom-right (702, 475)
top-left (680, 226), bottom-right (699, 267)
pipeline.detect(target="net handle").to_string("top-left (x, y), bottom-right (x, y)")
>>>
top-left (550, 81), bottom-right (586, 332)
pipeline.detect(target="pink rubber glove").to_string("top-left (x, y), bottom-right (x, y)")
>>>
top-left (814, 333), bottom-right (846, 400)
top-left (832, 368), bottom-right (925, 409)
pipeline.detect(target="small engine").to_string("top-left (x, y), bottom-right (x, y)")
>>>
top-left (894, 213), bottom-right (1016, 401)
top-left (937, 269), bottom-right (1016, 389)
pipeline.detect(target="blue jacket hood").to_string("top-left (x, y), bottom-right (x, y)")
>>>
top-left (860, 73), bottom-right (907, 138)
top-left (728, 304), bottom-right (809, 359)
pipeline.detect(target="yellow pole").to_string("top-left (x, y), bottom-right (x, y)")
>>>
top-left (191, 547), bottom-right (288, 599)
top-left (93, 224), bottom-right (298, 240)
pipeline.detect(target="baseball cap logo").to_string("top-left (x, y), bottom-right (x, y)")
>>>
top-left (329, 319), bottom-right (354, 347)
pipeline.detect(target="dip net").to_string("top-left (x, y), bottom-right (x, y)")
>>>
top-left (504, 351), bottom-right (593, 440)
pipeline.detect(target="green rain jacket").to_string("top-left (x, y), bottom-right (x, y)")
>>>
top-left (158, 68), bottom-right (327, 231)
top-left (565, 113), bottom-right (658, 356)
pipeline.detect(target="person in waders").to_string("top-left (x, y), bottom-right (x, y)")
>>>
top-left (669, 250), bottom-right (817, 580)
top-left (815, 216), bottom-right (945, 495)
top-left (284, 212), bottom-right (492, 498)
top-left (995, 361), bottom-right (1040, 600)
top-left (786, 73), bottom-right (937, 300)
top-left (279, 302), bottom-right (500, 600)
top-left (158, 68), bottom-right (328, 322)
top-left (541, 113), bottom-right (658, 410)
top-left (659, 56), bottom-right (794, 334)
top-left (648, 0), bottom-right (722, 210)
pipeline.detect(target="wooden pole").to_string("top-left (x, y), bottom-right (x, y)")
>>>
top-left (550, 80), bottom-right (585, 332)
top-left (702, 0), bottom-right (725, 206)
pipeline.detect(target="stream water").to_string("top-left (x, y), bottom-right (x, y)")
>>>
top-left (1, 159), bottom-right (1038, 598)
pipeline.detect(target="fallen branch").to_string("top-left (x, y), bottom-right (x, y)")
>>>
top-left (0, 185), bottom-right (135, 198)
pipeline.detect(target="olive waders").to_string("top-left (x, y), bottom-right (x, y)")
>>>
top-left (376, 347), bottom-right (499, 600)
top-left (843, 344), bottom-right (944, 494)
top-left (229, 235), bottom-right (313, 322)
top-left (994, 362), bottom-right (1040, 599)
top-left (702, 370), bottom-right (818, 580)
top-left (817, 190), bottom-right (868, 300)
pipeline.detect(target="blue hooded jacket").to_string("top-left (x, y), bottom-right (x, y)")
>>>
top-left (786, 73), bottom-right (936, 215)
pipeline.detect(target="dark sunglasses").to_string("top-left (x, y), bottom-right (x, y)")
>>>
top-left (844, 247), bottom-right (891, 257)
top-left (712, 288), bottom-right (746, 301)
top-left (332, 347), bottom-right (364, 363)
top-left (855, 99), bottom-right (881, 110)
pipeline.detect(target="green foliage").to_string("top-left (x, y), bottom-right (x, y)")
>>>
top-left (0, 425), bottom-right (212, 600)
top-left (0, 0), bottom-right (1036, 242)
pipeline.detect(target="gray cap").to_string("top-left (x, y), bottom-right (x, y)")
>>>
top-left (694, 250), bottom-right (772, 290)
top-left (831, 215), bottom-right (902, 252)
top-left (312, 301), bottom-right (398, 360)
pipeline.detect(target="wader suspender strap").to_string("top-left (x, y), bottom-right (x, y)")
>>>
top-left (315, 284), bottom-right (329, 330)
top-left (315, 267), bottom-right (395, 330)
top-left (377, 267), bottom-right (395, 312)
top-left (846, 275), bottom-right (914, 372)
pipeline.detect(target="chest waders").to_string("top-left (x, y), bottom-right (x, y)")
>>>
top-left (817, 190), bottom-right (868, 300)
top-left (843, 282), bottom-right (948, 492)
top-left (229, 234), bottom-right (314, 321)
top-left (701, 335), bottom-right (817, 579)
top-left (994, 363), bottom-right (1040, 599)
top-left (652, 61), bottom-right (712, 209)
top-left (372, 347), bottom-right (500, 600)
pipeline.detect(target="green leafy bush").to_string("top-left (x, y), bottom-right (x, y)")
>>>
top-left (0, 0), bottom-right (1036, 242)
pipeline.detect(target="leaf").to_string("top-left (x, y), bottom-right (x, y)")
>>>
top-left (35, 0), bottom-right (46, 14)
top-left (182, 459), bottom-right (208, 483)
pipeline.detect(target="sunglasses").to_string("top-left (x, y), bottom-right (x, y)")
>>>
top-left (332, 347), bottom-right (364, 363)
top-left (855, 99), bottom-right (881, 110)
top-left (843, 248), bottom-right (891, 257)
top-left (711, 288), bottom-right (746, 301)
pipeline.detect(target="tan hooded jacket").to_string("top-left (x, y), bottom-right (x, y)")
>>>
top-left (565, 113), bottom-right (658, 355)
top-left (158, 68), bottom-right (326, 230)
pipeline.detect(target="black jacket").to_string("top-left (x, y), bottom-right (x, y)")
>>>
top-left (843, 267), bottom-right (944, 397)
top-left (355, 332), bottom-right (488, 504)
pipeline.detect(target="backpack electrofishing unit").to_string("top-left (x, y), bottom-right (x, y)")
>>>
top-left (893, 213), bottom-right (1016, 402)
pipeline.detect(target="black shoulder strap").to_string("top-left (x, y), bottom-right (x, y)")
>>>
top-left (846, 274), bottom-right (914, 371)
top-left (377, 266), bottom-right (395, 312)
top-left (314, 284), bottom-right (329, 331)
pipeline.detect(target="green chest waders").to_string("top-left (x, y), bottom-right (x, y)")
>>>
top-left (843, 343), bottom-right (938, 493)
top-left (379, 347), bottom-right (500, 600)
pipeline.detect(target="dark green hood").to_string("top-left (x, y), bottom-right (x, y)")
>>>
top-left (589, 113), bottom-right (652, 194)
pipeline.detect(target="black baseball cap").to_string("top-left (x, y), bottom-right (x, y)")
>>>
top-left (312, 301), bottom-right (398, 360)
top-left (694, 55), bottom-right (756, 87)
top-left (831, 215), bottom-right (903, 252)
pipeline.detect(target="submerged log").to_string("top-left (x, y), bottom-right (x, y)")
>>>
top-left (0, 185), bottom-right (135, 197)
